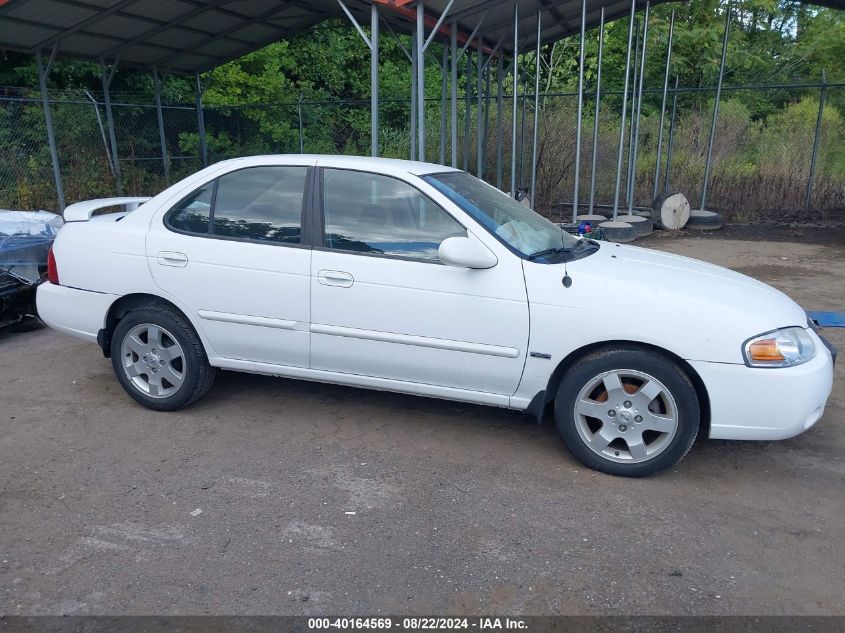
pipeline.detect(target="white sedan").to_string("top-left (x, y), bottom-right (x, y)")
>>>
top-left (37, 155), bottom-right (836, 476)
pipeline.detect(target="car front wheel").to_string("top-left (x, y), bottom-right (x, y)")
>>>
top-left (554, 347), bottom-right (700, 477)
top-left (110, 305), bottom-right (215, 411)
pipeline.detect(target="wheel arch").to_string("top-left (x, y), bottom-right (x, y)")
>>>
top-left (542, 340), bottom-right (711, 439)
top-left (98, 293), bottom-right (203, 359)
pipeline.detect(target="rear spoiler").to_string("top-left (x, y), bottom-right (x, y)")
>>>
top-left (63, 197), bottom-right (152, 222)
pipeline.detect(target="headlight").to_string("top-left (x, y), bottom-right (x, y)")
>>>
top-left (743, 327), bottom-right (816, 368)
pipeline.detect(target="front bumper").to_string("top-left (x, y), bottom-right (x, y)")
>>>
top-left (691, 329), bottom-right (835, 441)
top-left (36, 282), bottom-right (117, 343)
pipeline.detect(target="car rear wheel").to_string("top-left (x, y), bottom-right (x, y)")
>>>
top-left (554, 347), bottom-right (700, 477)
top-left (110, 305), bottom-right (215, 411)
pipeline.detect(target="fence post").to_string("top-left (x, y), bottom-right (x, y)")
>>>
top-left (700, 3), bottom-right (732, 211)
top-left (440, 43), bottom-right (448, 165)
top-left (35, 48), bottom-right (65, 211)
top-left (371, 2), bottom-right (379, 157)
top-left (611, 0), bottom-right (638, 220)
top-left (410, 30), bottom-right (417, 161)
top-left (496, 57), bottom-right (504, 189)
top-left (416, 0), bottom-right (426, 160)
top-left (805, 70), bottom-right (826, 211)
top-left (194, 72), bottom-right (208, 167)
top-left (451, 24), bottom-right (458, 167)
top-left (510, 2), bottom-right (518, 198)
top-left (627, 1), bottom-right (650, 215)
top-left (298, 94), bottom-right (304, 153)
top-left (653, 9), bottom-right (675, 201)
top-left (588, 8), bottom-right (605, 215)
top-left (464, 49), bottom-right (472, 171)
top-left (530, 10), bottom-right (542, 208)
top-left (572, 0), bottom-right (587, 222)
top-left (153, 68), bottom-right (170, 187)
top-left (476, 37), bottom-right (484, 177)
top-left (101, 62), bottom-right (123, 195)
top-left (664, 75), bottom-right (679, 192)
top-left (625, 18), bottom-right (640, 211)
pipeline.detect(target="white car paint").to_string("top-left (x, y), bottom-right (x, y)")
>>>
top-left (37, 154), bottom-right (834, 442)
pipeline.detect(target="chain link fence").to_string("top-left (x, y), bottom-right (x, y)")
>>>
top-left (1, 82), bottom-right (842, 221)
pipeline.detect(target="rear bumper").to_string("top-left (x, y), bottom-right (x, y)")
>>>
top-left (36, 282), bottom-right (117, 343)
top-left (691, 330), bottom-right (835, 441)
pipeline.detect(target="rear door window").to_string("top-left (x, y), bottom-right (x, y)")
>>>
top-left (212, 166), bottom-right (308, 244)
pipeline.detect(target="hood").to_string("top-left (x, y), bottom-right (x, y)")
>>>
top-left (522, 242), bottom-right (808, 364)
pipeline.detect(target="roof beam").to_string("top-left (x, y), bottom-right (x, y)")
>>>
top-left (30, 0), bottom-right (257, 52)
top-left (0, 13), bottom-right (186, 55)
top-left (156, 3), bottom-right (328, 71)
top-left (97, 0), bottom-right (245, 61)
top-left (193, 17), bottom-right (330, 74)
top-left (31, 0), bottom-right (139, 50)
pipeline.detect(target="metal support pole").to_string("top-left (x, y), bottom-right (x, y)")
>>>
top-left (611, 0), bottom-right (638, 219)
top-left (496, 59), bottom-right (504, 189)
top-left (700, 3), bottom-right (731, 211)
top-left (805, 70), bottom-right (827, 210)
top-left (338, 0), bottom-right (378, 157)
top-left (664, 75), bottom-right (679, 192)
top-left (476, 38), bottom-right (484, 177)
top-left (440, 43), bottom-right (448, 165)
top-left (102, 62), bottom-right (123, 194)
top-left (371, 2), bottom-right (379, 157)
top-left (510, 2), bottom-right (518, 197)
top-left (588, 8), bottom-right (605, 215)
top-left (652, 9), bottom-right (675, 201)
top-left (530, 10), bottom-right (542, 207)
top-left (519, 77), bottom-right (528, 188)
top-left (625, 19), bottom-right (640, 211)
top-left (194, 72), bottom-right (207, 167)
top-left (464, 51), bottom-right (472, 171)
top-left (35, 49), bottom-right (65, 211)
top-left (416, 0), bottom-right (425, 161)
top-left (451, 25), bottom-right (458, 167)
top-left (410, 31), bottom-right (417, 160)
top-left (483, 57), bottom-right (492, 177)
top-left (298, 95), bottom-right (304, 153)
top-left (627, 1), bottom-right (649, 214)
top-left (153, 68), bottom-right (170, 186)
top-left (572, 0), bottom-right (587, 222)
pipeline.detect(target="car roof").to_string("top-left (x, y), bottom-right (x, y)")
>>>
top-left (218, 154), bottom-right (461, 176)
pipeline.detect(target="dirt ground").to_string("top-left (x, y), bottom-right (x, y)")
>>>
top-left (0, 224), bottom-right (843, 616)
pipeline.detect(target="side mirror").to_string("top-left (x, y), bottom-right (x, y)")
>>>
top-left (438, 236), bottom-right (498, 269)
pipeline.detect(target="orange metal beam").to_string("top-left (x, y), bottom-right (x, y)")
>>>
top-left (375, 0), bottom-right (495, 55)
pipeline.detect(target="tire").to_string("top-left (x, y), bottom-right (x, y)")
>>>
top-left (110, 305), bottom-right (215, 411)
top-left (554, 347), bottom-right (700, 477)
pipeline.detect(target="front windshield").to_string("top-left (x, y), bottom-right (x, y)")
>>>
top-left (423, 171), bottom-right (579, 257)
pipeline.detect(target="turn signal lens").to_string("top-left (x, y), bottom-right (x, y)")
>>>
top-left (743, 327), bottom-right (816, 368)
top-left (748, 339), bottom-right (785, 362)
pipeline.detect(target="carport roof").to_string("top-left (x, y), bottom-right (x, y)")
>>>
top-left (0, 0), bottom-right (843, 75)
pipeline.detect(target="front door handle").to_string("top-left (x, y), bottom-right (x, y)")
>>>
top-left (317, 269), bottom-right (354, 288)
top-left (157, 251), bottom-right (188, 267)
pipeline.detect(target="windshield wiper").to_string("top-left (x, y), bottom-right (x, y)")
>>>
top-left (527, 238), bottom-right (599, 261)
top-left (527, 246), bottom-right (571, 260)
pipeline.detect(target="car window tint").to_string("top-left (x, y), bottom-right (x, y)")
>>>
top-left (212, 166), bottom-right (307, 244)
top-left (322, 169), bottom-right (465, 261)
top-left (166, 183), bottom-right (213, 234)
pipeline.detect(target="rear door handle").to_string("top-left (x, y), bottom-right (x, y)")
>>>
top-left (317, 269), bottom-right (354, 288)
top-left (157, 251), bottom-right (188, 267)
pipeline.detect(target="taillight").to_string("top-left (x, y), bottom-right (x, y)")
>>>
top-left (47, 246), bottom-right (60, 285)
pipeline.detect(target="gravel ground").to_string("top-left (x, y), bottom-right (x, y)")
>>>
top-left (0, 224), bottom-right (843, 616)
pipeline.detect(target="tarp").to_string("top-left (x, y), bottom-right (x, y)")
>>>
top-left (0, 210), bottom-right (62, 288)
